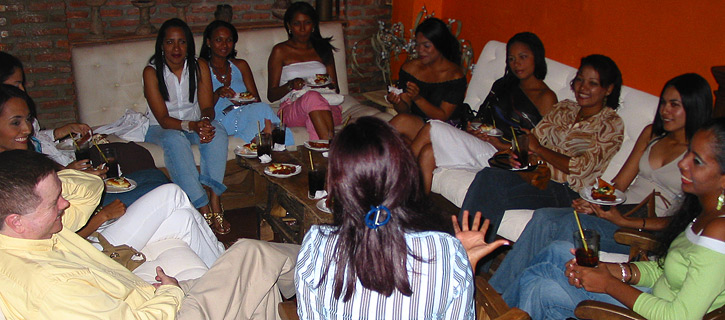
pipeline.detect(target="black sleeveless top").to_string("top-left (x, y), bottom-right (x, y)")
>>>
top-left (398, 69), bottom-right (468, 124)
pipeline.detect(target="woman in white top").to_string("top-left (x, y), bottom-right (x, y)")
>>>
top-left (143, 18), bottom-right (230, 235)
top-left (267, 2), bottom-right (341, 140)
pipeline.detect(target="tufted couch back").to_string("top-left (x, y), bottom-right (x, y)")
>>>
top-left (71, 22), bottom-right (349, 128)
top-left (463, 40), bottom-right (659, 180)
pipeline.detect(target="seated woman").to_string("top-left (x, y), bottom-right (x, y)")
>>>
top-left (267, 2), bottom-right (341, 140)
top-left (460, 54), bottom-right (624, 247)
top-left (295, 117), bottom-right (507, 319)
top-left (200, 20), bottom-right (294, 145)
top-left (143, 18), bottom-right (230, 234)
top-left (490, 73), bottom-right (714, 296)
top-left (387, 17), bottom-right (467, 144)
top-left (410, 32), bottom-right (557, 192)
top-left (0, 51), bottom-right (170, 207)
top-left (0, 84), bottom-right (224, 269)
top-left (507, 119), bottom-right (725, 320)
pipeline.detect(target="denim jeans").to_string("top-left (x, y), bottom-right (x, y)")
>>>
top-left (504, 241), bottom-right (629, 319)
top-left (145, 122), bottom-right (228, 208)
top-left (490, 207), bottom-right (630, 295)
top-left (459, 167), bottom-right (579, 244)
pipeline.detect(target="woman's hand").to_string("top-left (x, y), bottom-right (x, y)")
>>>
top-left (74, 165), bottom-right (108, 179)
top-left (405, 81), bottom-right (420, 101)
top-left (192, 119), bottom-right (216, 144)
top-left (214, 86), bottom-right (236, 99)
top-left (53, 123), bottom-right (92, 140)
top-left (565, 257), bottom-right (620, 293)
top-left (386, 90), bottom-right (402, 105)
top-left (288, 78), bottom-right (306, 91)
top-left (97, 199), bottom-right (126, 221)
top-left (66, 159), bottom-right (92, 171)
top-left (452, 210), bottom-right (509, 269)
top-left (572, 198), bottom-right (598, 214)
top-left (591, 204), bottom-right (626, 225)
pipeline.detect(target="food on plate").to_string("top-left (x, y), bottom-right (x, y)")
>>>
top-left (314, 74), bottom-right (329, 85)
top-left (591, 178), bottom-right (616, 201)
top-left (106, 177), bottom-right (131, 188)
top-left (244, 143), bottom-right (257, 152)
top-left (479, 124), bottom-right (495, 132)
top-left (267, 163), bottom-right (296, 175)
top-left (238, 92), bottom-right (254, 100)
top-left (308, 141), bottom-right (329, 149)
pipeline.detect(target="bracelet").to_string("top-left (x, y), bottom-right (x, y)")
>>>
top-left (200, 116), bottom-right (211, 122)
top-left (618, 263), bottom-right (628, 283)
top-left (180, 120), bottom-right (192, 132)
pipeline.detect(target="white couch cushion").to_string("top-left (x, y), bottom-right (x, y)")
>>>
top-left (133, 238), bottom-right (209, 283)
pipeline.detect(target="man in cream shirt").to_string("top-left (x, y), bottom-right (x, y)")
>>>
top-left (0, 150), bottom-right (298, 319)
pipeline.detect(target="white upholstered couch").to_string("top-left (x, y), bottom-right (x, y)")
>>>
top-left (70, 22), bottom-right (392, 169)
top-left (431, 40), bottom-right (659, 242)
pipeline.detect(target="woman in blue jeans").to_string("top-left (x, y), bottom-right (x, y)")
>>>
top-left (143, 18), bottom-right (230, 234)
top-left (490, 73), bottom-right (714, 296)
top-left (507, 119), bottom-right (725, 319)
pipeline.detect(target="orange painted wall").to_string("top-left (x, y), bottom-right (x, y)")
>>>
top-left (394, 0), bottom-right (725, 96)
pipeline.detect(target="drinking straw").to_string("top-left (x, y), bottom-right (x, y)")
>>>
top-left (68, 133), bottom-right (79, 151)
top-left (343, 115), bottom-right (352, 127)
top-left (511, 127), bottom-right (520, 152)
top-left (573, 210), bottom-right (589, 251)
top-left (308, 151), bottom-right (315, 171)
top-left (92, 139), bottom-right (108, 163)
top-left (280, 110), bottom-right (283, 123)
top-left (257, 120), bottom-right (262, 141)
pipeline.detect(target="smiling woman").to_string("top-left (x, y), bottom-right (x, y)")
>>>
top-left (0, 85), bottom-right (32, 152)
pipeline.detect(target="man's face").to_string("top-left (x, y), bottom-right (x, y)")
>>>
top-left (18, 173), bottom-right (69, 239)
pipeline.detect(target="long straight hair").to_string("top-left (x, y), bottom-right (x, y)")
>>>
top-left (651, 73), bottom-right (713, 141)
top-left (283, 2), bottom-right (337, 65)
top-left (150, 18), bottom-right (198, 103)
top-left (322, 117), bottom-right (452, 301)
top-left (415, 17), bottom-right (461, 66)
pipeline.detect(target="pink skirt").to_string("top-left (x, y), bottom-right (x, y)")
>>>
top-left (278, 91), bottom-right (342, 140)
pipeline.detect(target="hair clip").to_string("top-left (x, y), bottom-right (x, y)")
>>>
top-left (365, 205), bottom-right (391, 230)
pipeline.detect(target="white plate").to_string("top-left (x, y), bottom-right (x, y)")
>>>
top-left (229, 94), bottom-right (256, 104)
top-left (263, 163), bottom-right (301, 178)
top-left (234, 145), bottom-right (257, 158)
top-left (579, 184), bottom-right (627, 206)
top-left (316, 198), bottom-right (332, 213)
top-left (304, 140), bottom-right (330, 152)
top-left (105, 177), bottom-right (137, 193)
top-left (486, 128), bottom-right (503, 137)
top-left (306, 76), bottom-right (331, 87)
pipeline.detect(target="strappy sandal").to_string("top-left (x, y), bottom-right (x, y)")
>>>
top-left (203, 211), bottom-right (214, 226)
top-left (212, 211), bottom-right (231, 235)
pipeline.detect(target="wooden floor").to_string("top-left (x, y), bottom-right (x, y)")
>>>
top-left (213, 206), bottom-right (263, 247)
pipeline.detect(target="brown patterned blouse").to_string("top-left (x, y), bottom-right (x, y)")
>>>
top-left (532, 99), bottom-right (624, 192)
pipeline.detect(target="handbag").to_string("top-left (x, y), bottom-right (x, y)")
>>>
top-left (488, 152), bottom-right (551, 190)
top-left (90, 232), bottom-right (146, 271)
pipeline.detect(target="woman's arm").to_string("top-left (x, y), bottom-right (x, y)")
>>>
top-left (76, 199), bottom-right (126, 238)
top-left (325, 56), bottom-right (340, 94)
top-left (234, 59), bottom-right (261, 101)
top-left (196, 59), bottom-right (215, 120)
top-left (611, 125), bottom-right (653, 191)
top-left (267, 44), bottom-right (299, 102)
top-left (528, 136), bottom-right (572, 173)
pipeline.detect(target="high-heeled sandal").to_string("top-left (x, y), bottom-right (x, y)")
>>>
top-left (203, 212), bottom-right (214, 226)
top-left (212, 211), bottom-right (231, 235)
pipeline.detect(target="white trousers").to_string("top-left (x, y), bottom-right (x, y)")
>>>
top-left (429, 119), bottom-right (497, 170)
top-left (100, 183), bottom-right (225, 268)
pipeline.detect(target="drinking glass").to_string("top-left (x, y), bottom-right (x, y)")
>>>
top-left (573, 229), bottom-right (600, 267)
top-left (258, 132), bottom-right (272, 159)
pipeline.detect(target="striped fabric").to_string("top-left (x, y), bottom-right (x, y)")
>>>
top-left (295, 226), bottom-right (474, 319)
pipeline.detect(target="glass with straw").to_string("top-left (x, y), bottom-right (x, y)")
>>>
top-left (307, 150), bottom-right (326, 199)
top-left (573, 210), bottom-right (600, 267)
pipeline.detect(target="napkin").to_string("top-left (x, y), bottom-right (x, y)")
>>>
top-left (322, 151), bottom-right (329, 158)
top-left (273, 143), bottom-right (286, 152)
top-left (259, 154), bottom-right (272, 163)
top-left (310, 190), bottom-right (328, 200)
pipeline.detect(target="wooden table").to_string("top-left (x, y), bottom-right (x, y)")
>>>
top-left (236, 147), bottom-right (332, 244)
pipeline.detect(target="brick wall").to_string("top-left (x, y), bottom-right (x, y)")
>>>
top-left (0, 0), bottom-right (390, 129)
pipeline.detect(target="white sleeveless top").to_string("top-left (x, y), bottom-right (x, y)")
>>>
top-left (279, 61), bottom-right (327, 86)
top-left (145, 60), bottom-right (201, 126)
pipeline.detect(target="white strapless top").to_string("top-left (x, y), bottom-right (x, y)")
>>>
top-left (280, 61), bottom-right (327, 85)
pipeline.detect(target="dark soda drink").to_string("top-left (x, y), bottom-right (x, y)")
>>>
top-left (308, 169), bottom-right (326, 197)
top-left (258, 144), bottom-right (272, 158)
top-left (106, 160), bottom-right (119, 178)
top-left (575, 248), bottom-right (599, 267)
top-left (272, 127), bottom-right (285, 146)
top-left (75, 148), bottom-right (91, 161)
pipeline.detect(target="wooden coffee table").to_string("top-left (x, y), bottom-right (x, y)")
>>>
top-left (236, 147), bottom-right (332, 244)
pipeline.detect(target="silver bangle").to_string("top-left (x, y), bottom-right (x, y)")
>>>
top-left (180, 120), bottom-right (192, 132)
top-left (200, 116), bottom-right (211, 121)
top-left (618, 263), bottom-right (627, 283)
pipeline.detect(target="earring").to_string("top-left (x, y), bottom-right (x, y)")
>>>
top-left (718, 190), bottom-right (725, 211)
top-left (288, 30), bottom-right (292, 36)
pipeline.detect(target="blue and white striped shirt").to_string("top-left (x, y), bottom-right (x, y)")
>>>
top-left (295, 225), bottom-right (474, 319)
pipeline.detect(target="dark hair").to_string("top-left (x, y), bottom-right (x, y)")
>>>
top-left (415, 17), bottom-right (461, 65)
top-left (0, 84), bottom-right (33, 116)
top-left (283, 2), bottom-right (336, 65)
top-left (651, 73), bottom-right (713, 140)
top-left (655, 118), bottom-right (725, 267)
top-left (503, 32), bottom-right (547, 81)
top-left (150, 18), bottom-right (198, 103)
top-left (0, 150), bottom-right (59, 229)
top-left (570, 54), bottom-right (622, 110)
top-left (322, 116), bottom-right (452, 301)
top-left (0, 52), bottom-right (36, 118)
top-left (200, 20), bottom-right (238, 61)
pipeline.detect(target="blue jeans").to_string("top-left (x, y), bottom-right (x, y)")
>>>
top-left (505, 241), bottom-right (629, 319)
top-left (218, 102), bottom-right (295, 146)
top-left (145, 122), bottom-right (228, 208)
top-left (102, 169), bottom-right (170, 206)
top-left (490, 207), bottom-right (630, 295)
top-left (459, 167), bottom-right (579, 244)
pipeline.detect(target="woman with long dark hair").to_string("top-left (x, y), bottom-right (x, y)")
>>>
top-left (387, 17), bottom-right (468, 143)
top-left (506, 118), bottom-right (725, 319)
top-left (199, 20), bottom-right (293, 145)
top-left (143, 18), bottom-right (230, 234)
top-left (267, 2), bottom-right (341, 140)
top-left (295, 117), bottom-right (506, 318)
top-left (410, 32), bottom-right (557, 193)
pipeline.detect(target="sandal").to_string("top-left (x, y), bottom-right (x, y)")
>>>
top-left (212, 211), bottom-right (231, 235)
top-left (203, 212), bottom-right (214, 226)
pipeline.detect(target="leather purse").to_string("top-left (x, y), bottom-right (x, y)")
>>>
top-left (90, 232), bottom-right (146, 271)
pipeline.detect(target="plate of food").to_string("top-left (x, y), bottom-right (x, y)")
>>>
top-left (264, 163), bottom-right (302, 178)
top-left (234, 143), bottom-right (258, 158)
top-left (229, 92), bottom-right (256, 104)
top-left (579, 178), bottom-right (627, 206)
top-left (105, 177), bottom-right (137, 193)
top-left (316, 198), bottom-right (332, 213)
top-left (304, 140), bottom-right (330, 152)
top-left (306, 74), bottom-right (331, 87)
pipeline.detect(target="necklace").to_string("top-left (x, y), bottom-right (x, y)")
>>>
top-left (211, 61), bottom-right (230, 86)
